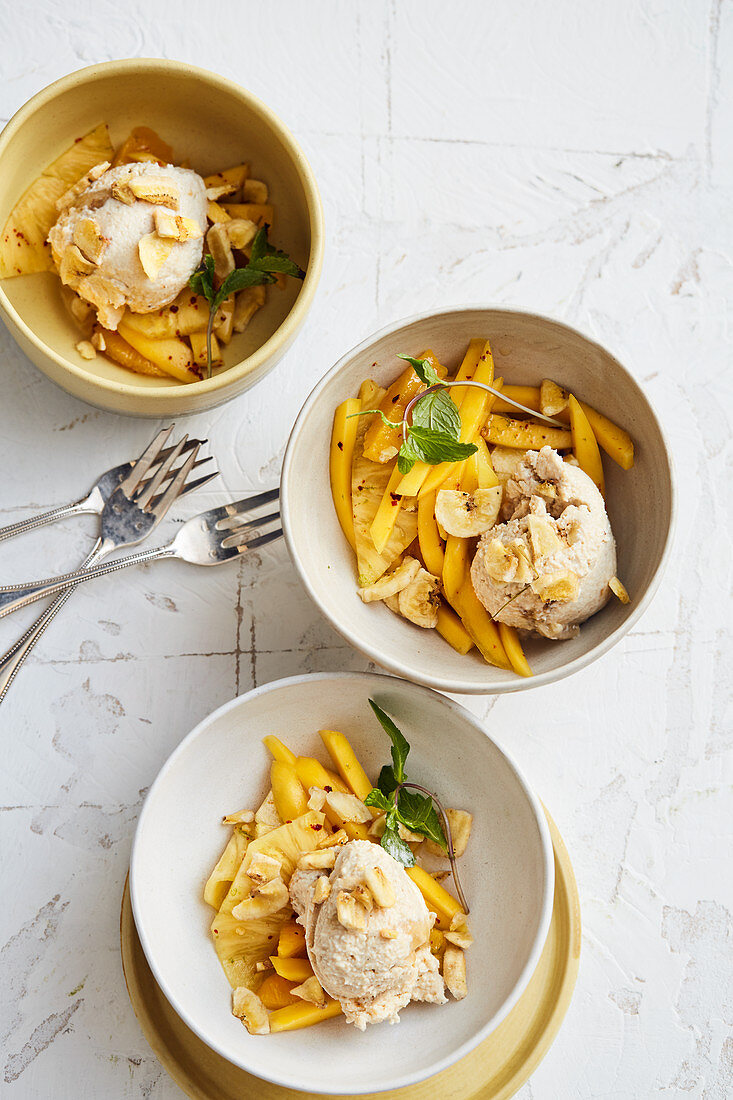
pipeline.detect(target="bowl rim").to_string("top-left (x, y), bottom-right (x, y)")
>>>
top-left (0, 57), bottom-right (324, 398)
top-left (281, 304), bottom-right (677, 695)
top-left (129, 670), bottom-right (556, 1094)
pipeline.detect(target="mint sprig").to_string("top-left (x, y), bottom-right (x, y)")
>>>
top-left (189, 226), bottom-right (305, 379)
top-left (346, 354), bottom-right (478, 474)
top-left (368, 699), bottom-right (410, 782)
top-left (363, 699), bottom-right (469, 912)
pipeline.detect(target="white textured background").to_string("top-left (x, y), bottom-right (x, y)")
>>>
top-left (1, 1), bottom-right (731, 1097)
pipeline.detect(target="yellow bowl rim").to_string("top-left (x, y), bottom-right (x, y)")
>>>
top-left (0, 57), bottom-right (324, 399)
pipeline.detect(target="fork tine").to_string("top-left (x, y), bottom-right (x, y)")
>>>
top-left (149, 444), bottom-right (201, 519)
top-left (174, 467), bottom-right (219, 500)
top-left (239, 528), bottom-right (283, 552)
top-left (118, 425), bottom-right (174, 497)
top-left (220, 511), bottom-right (282, 549)
top-left (136, 436), bottom-right (200, 475)
top-left (135, 434), bottom-right (189, 510)
top-left (226, 487), bottom-right (280, 514)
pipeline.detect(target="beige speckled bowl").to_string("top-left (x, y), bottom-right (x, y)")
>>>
top-left (282, 307), bottom-right (675, 695)
top-left (0, 59), bottom-right (323, 416)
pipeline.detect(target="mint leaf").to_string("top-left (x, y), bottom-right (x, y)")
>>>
top-left (368, 700), bottom-right (410, 782)
top-left (213, 266), bottom-right (274, 311)
top-left (248, 225), bottom-right (306, 278)
top-left (411, 387), bottom-right (461, 438)
top-left (364, 788), bottom-right (391, 812)
top-left (377, 764), bottom-right (398, 799)
top-left (406, 426), bottom-right (478, 465)
top-left (251, 253), bottom-right (305, 278)
top-left (381, 819), bottom-right (415, 867)
top-left (398, 354), bottom-right (441, 388)
top-left (397, 788), bottom-right (447, 850)
top-left (189, 254), bottom-right (215, 304)
top-left (249, 225), bottom-right (269, 264)
top-left (397, 435), bottom-right (420, 475)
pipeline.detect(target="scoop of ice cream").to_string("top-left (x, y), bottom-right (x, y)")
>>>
top-left (470, 446), bottom-right (616, 639)
top-left (48, 162), bottom-right (206, 329)
top-left (289, 840), bottom-right (446, 1029)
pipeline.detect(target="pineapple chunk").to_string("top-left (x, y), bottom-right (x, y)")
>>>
top-left (189, 331), bottom-right (222, 368)
top-left (0, 123), bottom-right (113, 277)
top-left (204, 827), bottom-right (250, 909)
top-left (213, 297), bottom-right (234, 344)
top-left (221, 202), bottom-right (274, 226)
top-left (112, 126), bottom-right (173, 167)
top-left (211, 909), bottom-right (290, 990)
top-left (117, 322), bottom-right (197, 384)
top-left (351, 424), bottom-right (418, 586)
top-left (220, 810), bottom-right (326, 914)
top-left (120, 292), bottom-right (210, 339)
top-left (233, 286), bottom-right (266, 333)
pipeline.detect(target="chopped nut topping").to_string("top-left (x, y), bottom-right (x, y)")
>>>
top-left (138, 233), bottom-right (174, 279)
top-left (316, 828), bottom-right (349, 850)
top-left (231, 878), bottom-right (289, 920)
top-left (291, 976), bottom-right (326, 1007)
top-left (307, 787), bottom-right (327, 812)
top-left (222, 808), bottom-right (255, 825)
top-left (352, 884), bottom-right (373, 912)
top-left (129, 177), bottom-right (180, 206)
top-left (246, 852), bottom-right (282, 886)
top-left (445, 912), bottom-right (473, 949)
top-left (154, 208), bottom-right (203, 241)
top-left (313, 876), bottom-right (331, 904)
top-left (364, 865), bottom-right (396, 908)
top-left (232, 986), bottom-right (269, 1034)
top-left (324, 790), bottom-right (372, 824)
top-left (59, 244), bottom-right (96, 283)
top-left (336, 890), bottom-right (367, 931)
top-left (72, 218), bottom-right (107, 265)
top-left (75, 339), bottom-right (96, 360)
top-left (442, 945), bottom-right (468, 1000)
top-left (609, 576), bottom-right (630, 604)
top-left (297, 848), bottom-right (338, 871)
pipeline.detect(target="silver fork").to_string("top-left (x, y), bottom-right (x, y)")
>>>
top-left (0, 438), bottom-right (206, 544)
top-left (0, 489), bottom-right (281, 613)
top-left (0, 427), bottom-right (217, 701)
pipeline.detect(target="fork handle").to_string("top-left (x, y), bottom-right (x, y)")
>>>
top-left (0, 539), bottom-right (106, 703)
top-left (0, 489), bottom-right (103, 544)
top-left (0, 544), bottom-right (176, 615)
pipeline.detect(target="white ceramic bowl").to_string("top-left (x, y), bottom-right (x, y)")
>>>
top-left (281, 307), bottom-right (675, 694)
top-left (130, 672), bottom-right (554, 1095)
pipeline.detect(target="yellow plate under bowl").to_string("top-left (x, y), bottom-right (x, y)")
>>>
top-left (120, 811), bottom-right (580, 1100)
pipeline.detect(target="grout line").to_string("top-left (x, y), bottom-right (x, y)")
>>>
top-left (704, 0), bottom-right (723, 174)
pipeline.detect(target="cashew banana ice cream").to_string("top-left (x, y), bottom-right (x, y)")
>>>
top-left (470, 446), bottom-right (616, 639)
top-left (289, 840), bottom-right (446, 1029)
top-left (48, 161), bottom-right (206, 329)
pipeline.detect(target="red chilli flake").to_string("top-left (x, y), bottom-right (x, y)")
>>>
top-left (337, 441), bottom-right (344, 451)
top-left (324, 785), bottom-right (332, 793)
top-left (313, 823), bottom-right (323, 831)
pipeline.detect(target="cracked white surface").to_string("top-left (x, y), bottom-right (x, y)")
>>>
top-left (0, 1), bottom-right (731, 1097)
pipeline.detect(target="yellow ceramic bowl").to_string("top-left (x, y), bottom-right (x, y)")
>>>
top-left (0, 59), bottom-right (323, 417)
